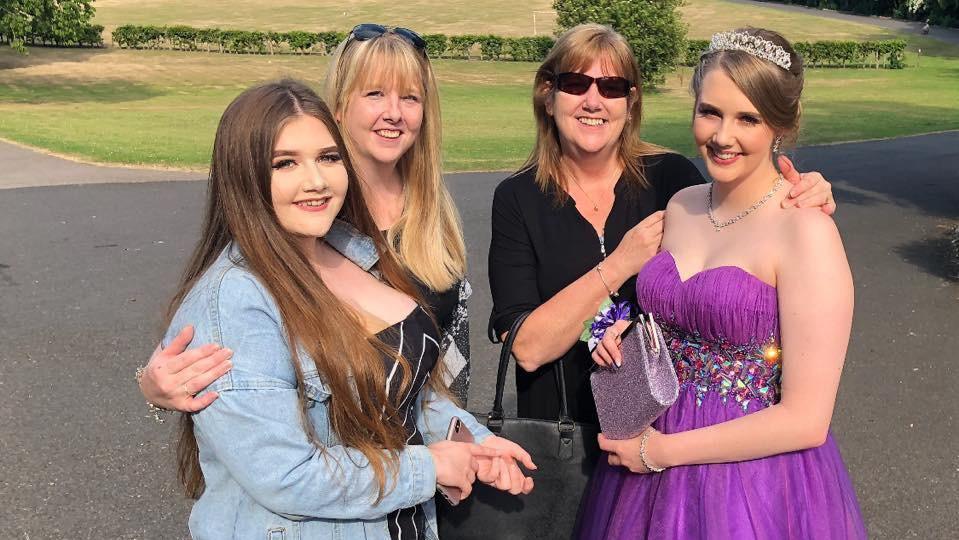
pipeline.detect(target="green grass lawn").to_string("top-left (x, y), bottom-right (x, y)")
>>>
top-left (93, 0), bottom-right (558, 37)
top-left (0, 0), bottom-right (956, 171)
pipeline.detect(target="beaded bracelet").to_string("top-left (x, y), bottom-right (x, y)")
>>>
top-left (594, 263), bottom-right (618, 299)
top-left (640, 429), bottom-right (666, 473)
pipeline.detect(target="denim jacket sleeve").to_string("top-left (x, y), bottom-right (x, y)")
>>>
top-left (179, 266), bottom-right (438, 520)
top-left (416, 386), bottom-right (493, 446)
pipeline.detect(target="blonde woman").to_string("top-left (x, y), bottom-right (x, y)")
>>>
top-left (579, 29), bottom-right (866, 538)
top-left (139, 25), bottom-right (473, 411)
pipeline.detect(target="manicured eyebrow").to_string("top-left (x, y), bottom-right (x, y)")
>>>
top-left (272, 145), bottom-right (339, 157)
top-left (698, 101), bottom-right (761, 117)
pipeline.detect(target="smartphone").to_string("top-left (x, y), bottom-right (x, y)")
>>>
top-left (437, 416), bottom-right (474, 506)
top-left (588, 316), bottom-right (639, 354)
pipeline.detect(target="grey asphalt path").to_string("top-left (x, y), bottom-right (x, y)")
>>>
top-left (1, 133), bottom-right (957, 538)
top-left (729, 0), bottom-right (959, 45)
top-left (0, 139), bottom-right (204, 190)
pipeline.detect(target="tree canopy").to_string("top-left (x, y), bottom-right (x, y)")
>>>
top-left (1, 0), bottom-right (98, 53)
top-left (553, 0), bottom-right (687, 86)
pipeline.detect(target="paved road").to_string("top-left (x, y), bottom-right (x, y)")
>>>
top-left (729, 0), bottom-right (959, 45)
top-left (0, 139), bottom-right (205, 190)
top-left (1, 133), bottom-right (957, 538)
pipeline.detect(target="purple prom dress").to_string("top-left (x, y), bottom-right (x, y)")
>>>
top-left (576, 251), bottom-right (867, 539)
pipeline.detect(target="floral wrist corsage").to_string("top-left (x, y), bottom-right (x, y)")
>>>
top-left (580, 299), bottom-right (634, 351)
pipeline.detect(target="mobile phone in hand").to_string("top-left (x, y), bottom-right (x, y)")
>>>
top-left (437, 416), bottom-right (474, 506)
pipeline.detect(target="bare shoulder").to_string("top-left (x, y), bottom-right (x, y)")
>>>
top-left (665, 183), bottom-right (709, 217)
top-left (781, 207), bottom-right (841, 246)
top-left (777, 207), bottom-right (848, 274)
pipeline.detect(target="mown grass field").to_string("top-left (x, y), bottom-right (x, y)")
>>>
top-left (0, 0), bottom-right (956, 171)
top-left (92, 0), bottom-right (559, 37)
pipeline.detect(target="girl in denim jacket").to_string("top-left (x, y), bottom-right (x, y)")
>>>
top-left (163, 80), bottom-right (532, 539)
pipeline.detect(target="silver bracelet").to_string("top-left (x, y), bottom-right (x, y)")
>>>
top-left (135, 366), bottom-right (171, 424)
top-left (594, 263), bottom-right (619, 299)
top-left (640, 429), bottom-right (666, 473)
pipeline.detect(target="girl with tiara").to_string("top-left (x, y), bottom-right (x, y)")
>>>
top-left (579, 28), bottom-right (868, 539)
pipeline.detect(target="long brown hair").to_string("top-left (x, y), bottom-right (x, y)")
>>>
top-left (325, 31), bottom-right (467, 292)
top-left (167, 79), bottom-right (438, 501)
top-left (524, 23), bottom-right (665, 202)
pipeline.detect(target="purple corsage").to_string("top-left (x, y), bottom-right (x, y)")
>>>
top-left (581, 299), bottom-right (633, 351)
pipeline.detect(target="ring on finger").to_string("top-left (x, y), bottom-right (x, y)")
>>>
top-left (181, 383), bottom-right (193, 397)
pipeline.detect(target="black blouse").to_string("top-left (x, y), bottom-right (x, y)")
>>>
top-left (378, 306), bottom-right (441, 540)
top-left (487, 153), bottom-right (706, 424)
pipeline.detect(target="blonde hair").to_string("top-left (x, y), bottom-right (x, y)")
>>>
top-left (693, 28), bottom-right (804, 148)
top-left (325, 33), bottom-right (467, 292)
top-left (525, 23), bottom-right (665, 202)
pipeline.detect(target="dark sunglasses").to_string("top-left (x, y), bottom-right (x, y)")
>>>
top-left (348, 23), bottom-right (427, 54)
top-left (554, 72), bottom-right (633, 99)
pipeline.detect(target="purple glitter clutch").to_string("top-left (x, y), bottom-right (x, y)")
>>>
top-left (590, 314), bottom-right (679, 440)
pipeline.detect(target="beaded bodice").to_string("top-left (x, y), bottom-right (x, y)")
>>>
top-left (638, 251), bottom-right (782, 410)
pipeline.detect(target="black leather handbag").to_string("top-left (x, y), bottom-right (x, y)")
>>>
top-left (437, 312), bottom-right (601, 539)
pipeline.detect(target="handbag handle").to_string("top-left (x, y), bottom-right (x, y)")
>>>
top-left (487, 311), bottom-right (573, 433)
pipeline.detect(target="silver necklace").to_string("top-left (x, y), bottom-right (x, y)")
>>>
top-left (707, 173), bottom-right (784, 231)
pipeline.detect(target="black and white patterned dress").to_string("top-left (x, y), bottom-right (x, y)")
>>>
top-left (412, 278), bottom-right (471, 405)
top-left (378, 305), bottom-right (441, 540)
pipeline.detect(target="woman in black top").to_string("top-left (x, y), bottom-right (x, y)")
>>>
top-left (488, 24), bottom-right (836, 424)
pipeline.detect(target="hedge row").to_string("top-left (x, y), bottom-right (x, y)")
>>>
top-left (683, 38), bottom-right (907, 69)
top-left (0, 24), bottom-right (104, 49)
top-left (110, 25), bottom-right (908, 69)
top-left (111, 25), bottom-right (557, 61)
top-left (111, 26), bottom-right (346, 54)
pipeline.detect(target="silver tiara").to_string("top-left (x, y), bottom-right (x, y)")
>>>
top-left (705, 31), bottom-right (792, 70)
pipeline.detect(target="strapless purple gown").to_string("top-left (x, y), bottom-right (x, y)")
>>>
top-left (576, 251), bottom-right (867, 539)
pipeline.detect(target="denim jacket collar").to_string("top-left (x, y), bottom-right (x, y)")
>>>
top-left (325, 219), bottom-right (380, 271)
top-left (225, 219), bottom-right (379, 272)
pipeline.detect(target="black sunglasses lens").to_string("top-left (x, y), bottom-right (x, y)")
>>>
top-left (597, 77), bottom-right (631, 98)
top-left (394, 27), bottom-right (427, 50)
top-left (351, 23), bottom-right (387, 41)
top-left (556, 73), bottom-right (593, 95)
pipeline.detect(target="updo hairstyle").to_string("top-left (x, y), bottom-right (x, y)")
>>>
top-left (692, 28), bottom-right (804, 148)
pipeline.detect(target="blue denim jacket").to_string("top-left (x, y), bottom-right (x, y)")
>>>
top-left (164, 220), bottom-right (491, 539)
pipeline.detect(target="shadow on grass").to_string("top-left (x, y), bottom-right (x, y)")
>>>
top-left (0, 46), bottom-right (111, 71)
top-left (0, 79), bottom-right (163, 104)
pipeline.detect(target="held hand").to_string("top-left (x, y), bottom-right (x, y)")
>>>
top-left (429, 441), bottom-right (502, 500)
top-left (606, 211), bottom-right (665, 277)
top-left (778, 155), bottom-right (837, 215)
top-left (477, 436), bottom-right (536, 495)
top-left (591, 319), bottom-right (632, 369)
top-left (140, 325), bottom-right (233, 412)
top-left (598, 428), bottom-right (666, 474)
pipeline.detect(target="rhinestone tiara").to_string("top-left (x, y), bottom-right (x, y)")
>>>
top-left (704, 31), bottom-right (792, 70)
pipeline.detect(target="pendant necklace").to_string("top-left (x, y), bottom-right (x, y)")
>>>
top-left (570, 176), bottom-right (602, 212)
top-left (707, 173), bottom-right (784, 232)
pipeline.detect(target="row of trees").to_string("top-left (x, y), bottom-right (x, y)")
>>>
top-left (758, 0), bottom-right (959, 28)
top-left (0, 0), bottom-right (103, 52)
top-left (684, 39), bottom-right (909, 68)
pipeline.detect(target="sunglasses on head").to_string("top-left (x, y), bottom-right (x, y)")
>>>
top-left (348, 23), bottom-right (427, 54)
top-left (554, 72), bottom-right (633, 99)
